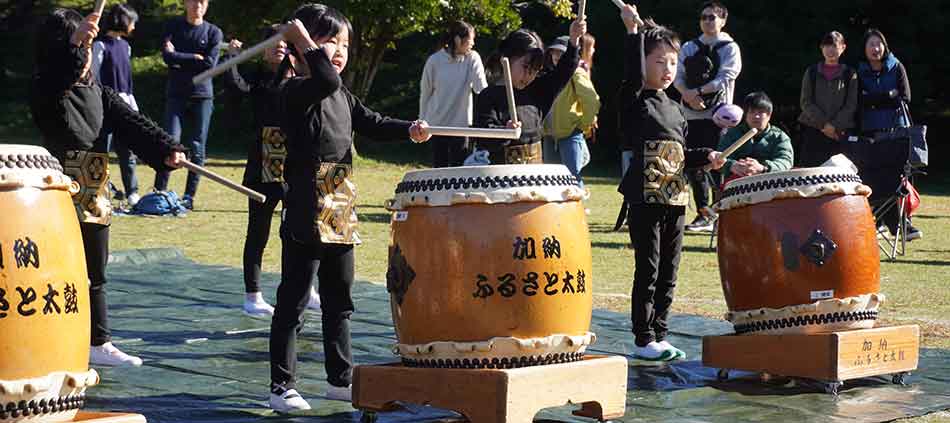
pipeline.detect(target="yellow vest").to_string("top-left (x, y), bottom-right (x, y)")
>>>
top-left (544, 67), bottom-right (601, 140)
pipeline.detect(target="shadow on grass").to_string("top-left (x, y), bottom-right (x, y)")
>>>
top-left (889, 258), bottom-right (950, 267)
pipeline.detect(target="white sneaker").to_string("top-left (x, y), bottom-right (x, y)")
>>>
top-left (632, 341), bottom-right (676, 361)
top-left (269, 386), bottom-right (311, 413)
top-left (658, 340), bottom-right (686, 360)
top-left (90, 342), bottom-right (143, 367)
top-left (127, 192), bottom-right (141, 207)
top-left (244, 292), bottom-right (274, 316)
top-left (325, 384), bottom-right (352, 402)
top-left (306, 286), bottom-right (321, 311)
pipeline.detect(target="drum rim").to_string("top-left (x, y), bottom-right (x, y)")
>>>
top-left (0, 145), bottom-right (72, 191)
top-left (716, 167), bottom-right (869, 211)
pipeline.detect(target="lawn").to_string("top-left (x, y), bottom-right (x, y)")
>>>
top-left (94, 153), bottom-right (950, 354)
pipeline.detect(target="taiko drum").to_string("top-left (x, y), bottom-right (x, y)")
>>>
top-left (0, 145), bottom-right (98, 422)
top-left (387, 165), bottom-right (594, 369)
top-left (716, 167), bottom-right (883, 335)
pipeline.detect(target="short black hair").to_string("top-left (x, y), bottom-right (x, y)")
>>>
top-left (743, 91), bottom-right (773, 114)
top-left (640, 18), bottom-right (681, 56)
top-left (820, 31), bottom-right (845, 47)
top-left (35, 8), bottom-right (83, 70)
top-left (486, 29), bottom-right (545, 82)
top-left (701, 1), bottom-right (728, 21)
top-left (292, 3), bottom-right (352, 43)
top-left (103, 4), bottom-right (138, 34)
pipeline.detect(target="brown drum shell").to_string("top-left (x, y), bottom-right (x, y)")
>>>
top-left (717, 194), bottom-right (879, 312)
top-left (389, 201), bottom-right (592, 346)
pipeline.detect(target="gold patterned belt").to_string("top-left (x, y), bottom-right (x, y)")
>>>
top-left (261, 126), bottom-right (287, 183)
top-left (642, 140), bottom-right (689, 206)
top-left (314, 162), bottom-right (361, 245)
top-left (63, 150), bottom-right (112, 225)
top-left (504, 142), bottom-right (543, 165)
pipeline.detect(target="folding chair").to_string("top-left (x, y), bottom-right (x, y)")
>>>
top-left (872, 162), bottom-right (924, 260)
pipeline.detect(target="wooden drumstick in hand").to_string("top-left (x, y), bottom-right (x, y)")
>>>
top-left (500, 57), bottom-right (518, 125)
top-left (578, 0), bottom-right (587, 20)
top-left (720, 128), bottom-right (760, 158)
top-left (193, 33), bottom-right (284, 85)
top-left (93, 0), bottom-right (107, 18)
top-left (610, 0), bottom-right (645, 26)
top-left (181, 160), bottom-right (266, 203)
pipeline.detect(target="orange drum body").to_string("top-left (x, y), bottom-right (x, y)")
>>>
top-left (0, 146), bottom-right (98, 422)
top-left (716, 167), bottom-right (883, 335)
top-left (387, 165), bottom-right (594, 368)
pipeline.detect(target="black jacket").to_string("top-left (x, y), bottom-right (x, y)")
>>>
top-left (279, 49), bottom-right (413, 244)
top-left (31, 43), bottom-right (179, 171)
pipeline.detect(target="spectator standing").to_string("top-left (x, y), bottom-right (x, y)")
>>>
top-left (91, 4), bottom-right (142, 206)
top-left (674, 1), bottom-right (741, 233)
top-left (856, 29), bottom-right (920, 240)
top-left (154, 0), bottom-right (222, 210)
top-left (797, 31), bottom-right (858, 167)
top-left (545, 33), bottom-right (600, 187)
top-left (419, 20), bottom-right (488, 167)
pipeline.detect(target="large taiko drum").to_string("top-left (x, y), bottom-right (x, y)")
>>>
top-left (716, 167), bottom-right (884, 335)
top-left (0, 145), bottom-right (98, 422)
top-left (386, 165), bottom-right (594, 369)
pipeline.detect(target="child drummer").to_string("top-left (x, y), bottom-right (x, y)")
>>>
top-left (30, 8), bottom-right (186, 367)
top-left (616, 5), bottom-right (725, 361)
top-left (267, 3), bottom-right (430, 413)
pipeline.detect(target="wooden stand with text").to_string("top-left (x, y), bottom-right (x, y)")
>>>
top-left (352, 355), bottom-right (627, 423)
top-left (73, 411), bottom-right (146, 422)
top-left (703, 325), bottom-right (919, 394)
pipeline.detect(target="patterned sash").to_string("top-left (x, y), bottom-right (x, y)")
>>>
top-left (261, 126), bottom-right (287, 183)
top-left (64, 150), bottom-right (112, 225)
top-left (642, 140), bottom-right (689, 206)
top-left (314, 162), bottom-right (361, 245)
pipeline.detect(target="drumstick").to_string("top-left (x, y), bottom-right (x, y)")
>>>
top-left (93, 0), bottom-right (107, 17)
top-left (610, 0), bottom-right (645, 26)
top-left (720, 128), bottom-right (760, 158)
top-left (428, 126), bottom-right (522, 140)
top-left (578, 0), bottom-right (587, 20)
top-left (181, 160), bottom-right (266, 203)
top-left (500, 57), bottom-right (518, 125)
top-left (193, 33), bottom-right (284, 85)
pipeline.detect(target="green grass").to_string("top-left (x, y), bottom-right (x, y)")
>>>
top-left (102, 157), bottom-right (950, 355)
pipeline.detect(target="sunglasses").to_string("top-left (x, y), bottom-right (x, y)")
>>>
top-left (700, 14), bottom-right (719, 21)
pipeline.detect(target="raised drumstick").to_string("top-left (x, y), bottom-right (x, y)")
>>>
top-left (427, 126), bottom-right (521, 140)
top-left (93, 0), bottom-right (107, 17)
top-left (578, 0), bottom-right (587, 20)
top-left (181, 160), bottom-right (266, 203)
top-left (720, 128), bottom-right (760, 158)
top-left (193, 33), bottom-right (284, 85)
top-left (610, 0), bottom-right (645, 26)
top-left (500, 57), bottom-right (518, 125)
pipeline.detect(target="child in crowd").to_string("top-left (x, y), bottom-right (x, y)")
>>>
top-left (91, 3), bottom-right (142, 205)
top-left (267, 3), bottom-right (430, 412)
top-left (616, 5), bottom-right (724, 361)
top-left (473, 17), bottom-right (586, 165)
top-left (31, 8), bottom-right (186, 367)
top-left (798, 31), bottom-right (858, 167)
top-left (221, 26), bottom-right (321, 317)
top-left (718, 92), bottom-right (794, 180)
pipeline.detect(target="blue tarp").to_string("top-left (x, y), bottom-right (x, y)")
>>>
top-left (83, 249), bottom-right (950, 422)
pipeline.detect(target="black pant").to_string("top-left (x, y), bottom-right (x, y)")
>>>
top-left (862, 166), bottom-right (905, 233)
top-left (431, 136), bottom-right (468, 168)
top-left (81, 222), bottom-right (111, 346)
top-left (685, 119), bottom-right (722, 212)
top-left (799, 126), bottom-right (842, 167)
top-left (270, 231), bottom-right (354, 389)
top-left (627, 203), bottom-right (684, 347)
top-left (242, 183), bottom-right (285, 293)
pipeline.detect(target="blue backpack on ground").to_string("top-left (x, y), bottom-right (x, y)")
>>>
top-left (130, 191), bottom-right (187, 216)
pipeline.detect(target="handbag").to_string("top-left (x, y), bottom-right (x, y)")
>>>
top-left (873, 101), bottom-right (928, 168)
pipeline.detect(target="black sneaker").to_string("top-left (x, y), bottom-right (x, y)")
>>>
top-left (685, 215), bottom-right (714, 233)
top-left (181, 195), bottom-right (194, 210)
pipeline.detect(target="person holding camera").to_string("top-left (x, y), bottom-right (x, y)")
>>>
top-left (857, 29), bottom-right (920, 241)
